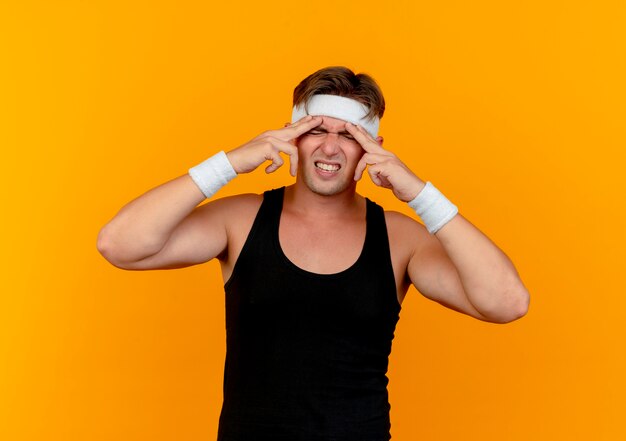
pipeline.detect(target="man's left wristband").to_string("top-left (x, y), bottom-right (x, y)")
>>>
top-left (408, 181), bottom-right (458, 234)
top-left (188, 150), bottom-right (237, 199)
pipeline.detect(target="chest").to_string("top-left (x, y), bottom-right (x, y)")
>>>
top-left (278, 214), bottom-right (366, 275)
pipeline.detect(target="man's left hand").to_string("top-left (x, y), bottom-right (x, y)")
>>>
top-left (346, 122), bottom-right (426, 202)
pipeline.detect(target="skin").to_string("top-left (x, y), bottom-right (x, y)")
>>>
top-left (97, 114), bottom-right (530, 323)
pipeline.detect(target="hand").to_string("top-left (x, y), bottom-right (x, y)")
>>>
top-left (345, 122), bottom-right (426, 202)
top-left (226, 115), bottom-right (322, 176)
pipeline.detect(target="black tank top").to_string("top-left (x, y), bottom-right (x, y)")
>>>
top-left (217, 187), bottom-right (402, 441)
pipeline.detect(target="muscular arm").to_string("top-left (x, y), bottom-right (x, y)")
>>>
top-left (404, 211), bottom-right (530, 324)
top-left (96, 115), bottom-right (323, 271)
top-left (345, 122), bottom-right (529, 324)
top-left (96, 174), bottom-right (228, 270)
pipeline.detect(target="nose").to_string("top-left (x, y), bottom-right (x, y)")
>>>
top-left (320, 132), bottom-right (341, 156)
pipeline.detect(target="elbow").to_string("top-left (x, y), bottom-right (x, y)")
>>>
top-left (97, 228), bottom-right (119, 267)
top-left (96, 227), bottom-right (112, 259)
top-left (515, 287), bottom-right (531, 319)
top-left (96, 227), bottom-right (159, 271)
top-left (96, 227), bottom-right (130, 269)
top-left (489, 286), bottom-right (530, 324)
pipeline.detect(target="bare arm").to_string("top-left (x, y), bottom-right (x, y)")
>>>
top-left (96, 115), bottom-right (323, 270)
top-left (96, 174), bottom-right (223, 269)
top-left (346, 122), bottom-right (530, 324)
top-left (406, 213), bottom-right (530, 323)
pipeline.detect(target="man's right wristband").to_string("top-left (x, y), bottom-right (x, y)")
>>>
top-left (188, 150), bottom-right (237, 199)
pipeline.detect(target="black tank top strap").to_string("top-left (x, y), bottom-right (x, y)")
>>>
top-left (253, 186), bottom-right (284, 235)
top-left (362, 198), bottom-right (397, 299)
top-left (223, 187), bottom-right (284, 292)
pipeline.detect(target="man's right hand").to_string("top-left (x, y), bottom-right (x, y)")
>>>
top-left (226, 115), bottom-right (322, 177)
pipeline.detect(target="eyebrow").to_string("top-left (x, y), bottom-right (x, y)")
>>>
top-left (309, 127), bottom-right (353, 135)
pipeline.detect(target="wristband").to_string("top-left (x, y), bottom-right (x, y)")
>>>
top-left (188, 151), bottom-right (237, 199)
top-left (408, 181), bottom-right (458, 234)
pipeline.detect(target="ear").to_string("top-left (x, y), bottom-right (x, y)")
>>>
top-left (376, 136), bottom-right (384, 146)
top-left (284, 122), bottom-right (291, 127)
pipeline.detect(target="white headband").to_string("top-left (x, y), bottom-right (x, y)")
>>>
top-left (291, 94), bottom-right (380, 138)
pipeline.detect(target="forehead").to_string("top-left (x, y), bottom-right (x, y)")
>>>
top-left (315, 115), bottom-right (349, 129)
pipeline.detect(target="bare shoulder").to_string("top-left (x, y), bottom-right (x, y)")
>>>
top-left (206, 193), bottom-right (265, 276)
top-left (204, 193), bottom-right (265, 263)
top-left (384, 209), bottom-right (422, 230)
top-left (202, 192), bottom-right (263, 209)
top-left (196, 192), bottom-right (263, 224)
top-left (380, 210), bottom-right (432, 302)
top-left (384, 210), bottom-right (429, 248)
top-left (192, 193), bottom-right (264, 256)
top-left (384, 209), bottom-right (444, 260)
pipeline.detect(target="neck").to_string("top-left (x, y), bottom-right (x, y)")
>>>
top-left (283, 178), bottom-right (364, 220)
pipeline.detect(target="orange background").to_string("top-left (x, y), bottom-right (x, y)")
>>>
top-left (1, 1), bottom-right (625, 439)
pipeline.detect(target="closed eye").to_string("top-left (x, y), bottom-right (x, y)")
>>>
top-left (307, 130), bottom-right (356, 141)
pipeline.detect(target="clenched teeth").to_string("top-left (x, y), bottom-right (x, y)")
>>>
top-left (315, 162), bottom-right (340, 172)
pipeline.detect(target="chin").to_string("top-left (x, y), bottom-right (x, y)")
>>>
top-left (303, 173), bottom-right (355, 196)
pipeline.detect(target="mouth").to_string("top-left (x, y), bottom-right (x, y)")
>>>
top-left (315, 161), bottom-right (341, 172)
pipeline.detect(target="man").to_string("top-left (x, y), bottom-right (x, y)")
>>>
top-left (97, 66), bottom-right (530, 440)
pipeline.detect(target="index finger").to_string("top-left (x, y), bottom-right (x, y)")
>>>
top-left (344, 122), bottom-right (386, 154)
top-left (280, 115), bottom-right (323, 140)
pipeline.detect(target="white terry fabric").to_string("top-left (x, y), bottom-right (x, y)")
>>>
top-left (408, 181), bottom-right (459, 234)
top-left (188, 150), bottom-right (237, 199)
top-left (291, 94), bottom-right (380, 138)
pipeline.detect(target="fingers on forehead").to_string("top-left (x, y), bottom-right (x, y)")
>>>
top-left (355, 123), bottom-right (373, 138)
top-left (294, 116), bottom-right (321, 131)
top-left (296, 115), bottom-right (320, 124)
top-left (345, 122), bottom-right (368, 139)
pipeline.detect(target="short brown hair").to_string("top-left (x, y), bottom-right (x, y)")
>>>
top-left (292, 66), bottom-right (385, 123)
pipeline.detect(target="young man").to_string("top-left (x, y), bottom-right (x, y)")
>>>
top-left (97, 66), bottom-right (529, 440)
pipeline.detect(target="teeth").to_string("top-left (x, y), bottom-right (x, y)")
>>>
top-left (315, 162), bottom-right (340, 172)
